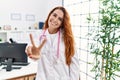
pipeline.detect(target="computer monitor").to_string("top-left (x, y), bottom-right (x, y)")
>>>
top-left (0, 43), bottom-right (28, 71)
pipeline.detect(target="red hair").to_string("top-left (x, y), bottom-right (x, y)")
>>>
top-left (43, 6), bottom-right (75, 66)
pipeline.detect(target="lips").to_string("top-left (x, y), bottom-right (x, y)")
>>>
top-left (50, 20), bottom-right (57, 26)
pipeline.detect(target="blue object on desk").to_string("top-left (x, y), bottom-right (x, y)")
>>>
top-left (39, 22), bottom-right (44, 29)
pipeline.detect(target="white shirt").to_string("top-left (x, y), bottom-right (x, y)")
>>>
top-left (35, 29), bottom-right (79, 80)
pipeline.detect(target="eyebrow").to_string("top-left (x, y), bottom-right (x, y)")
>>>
top-left (53, 13), bottom-right (63, 21)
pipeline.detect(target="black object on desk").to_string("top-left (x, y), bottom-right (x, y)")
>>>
top-left (0, 43), bottom-right (28, 71)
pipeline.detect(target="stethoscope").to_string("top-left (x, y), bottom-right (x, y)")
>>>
top-left (39, 29), bottom-right (60, 59)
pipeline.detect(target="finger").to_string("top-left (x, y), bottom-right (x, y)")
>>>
top-left (29, 55), bottom-right (40, 60)
top-left (25, 46), bottom-right (32, 56)
top-left (38, 38), bottom-right (47, 50)
top-left (25, 45), bottom-right (30, 54)
top-left (29, 34), bottom-right (35, 47)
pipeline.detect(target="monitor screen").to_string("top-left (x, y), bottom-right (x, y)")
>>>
top-left (0, 43), bottom-right (28, 71)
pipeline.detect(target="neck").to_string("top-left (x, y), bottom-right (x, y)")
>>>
top-left (48, 28), bottom-right (59, 34)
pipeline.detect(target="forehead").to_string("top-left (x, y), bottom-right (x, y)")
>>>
top-left (52, 9), bottom-right (64, 18)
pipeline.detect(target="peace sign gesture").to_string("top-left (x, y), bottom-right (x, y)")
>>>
top-left (25, 34), bottom-right (47, 60)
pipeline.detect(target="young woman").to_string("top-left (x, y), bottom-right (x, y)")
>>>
top-left (25, 6), bottom-right (79, 80)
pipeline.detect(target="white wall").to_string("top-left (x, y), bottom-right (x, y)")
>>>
top-left (0, 0), bottom-right (62, 30)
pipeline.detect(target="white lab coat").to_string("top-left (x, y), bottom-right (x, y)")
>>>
top-left (35, 29), bottom-right (79, 80)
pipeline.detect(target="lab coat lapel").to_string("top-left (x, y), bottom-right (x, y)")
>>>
top-left (52, 31), bottom-right (59, 49)
top-left (45, 29), bottom-right (51, 47)
top-left (46, 29), bottom-right (58, 48)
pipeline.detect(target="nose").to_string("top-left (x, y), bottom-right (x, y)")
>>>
top-left (53, 17), bottom-right (58, 22)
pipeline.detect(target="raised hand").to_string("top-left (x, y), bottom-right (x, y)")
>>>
top-left (25, 34), bottom-right (46, 60)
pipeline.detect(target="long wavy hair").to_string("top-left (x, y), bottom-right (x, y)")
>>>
top-left (43, 6), bottom-right (75, 66)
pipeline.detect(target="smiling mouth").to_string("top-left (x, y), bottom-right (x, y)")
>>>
top-left (50, 21), bottom-right (57, 26)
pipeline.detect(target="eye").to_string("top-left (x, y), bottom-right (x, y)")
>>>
top-left (53, 13), bottom-right (57, 17)
top-left (58, 17), bottom-right (63, 22)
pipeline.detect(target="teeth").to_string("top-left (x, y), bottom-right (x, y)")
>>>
top-left (50, 20), bottom-right (57, 26)
top-left (51, 22), bottom-right (56, 26)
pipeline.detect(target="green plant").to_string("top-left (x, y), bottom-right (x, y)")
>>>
top-left (87, 0), bottom-right (120, 80)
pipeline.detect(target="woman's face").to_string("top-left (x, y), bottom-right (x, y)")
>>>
top-left (48, 9), bottom-right (64, 31)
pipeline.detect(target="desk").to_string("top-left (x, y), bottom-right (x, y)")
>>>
top-left (0, 62), bottom-right (37, 80)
